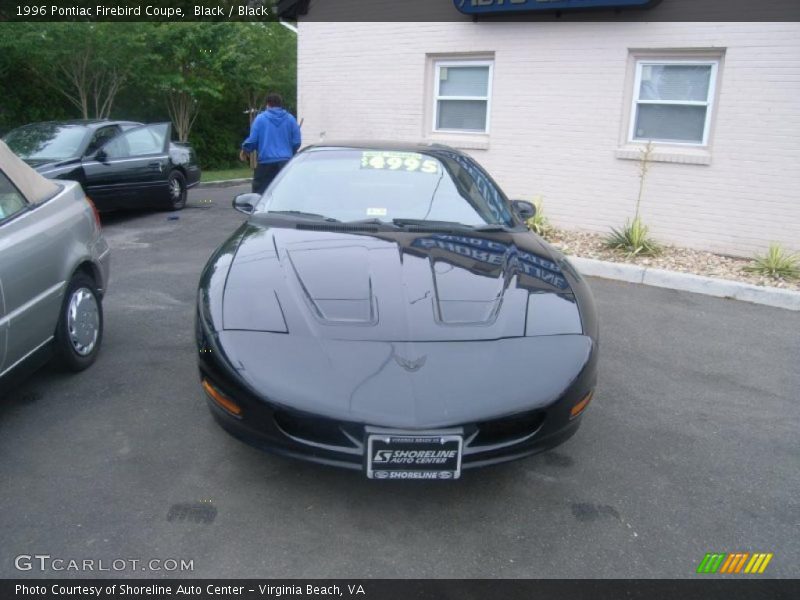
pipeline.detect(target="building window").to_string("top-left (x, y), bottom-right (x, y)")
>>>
top-left (629, 60), bottom-right (719, 146)
top-left (433, 60), bottom-right (493, 134)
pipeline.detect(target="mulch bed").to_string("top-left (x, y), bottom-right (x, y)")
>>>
top-left (543, 228), bottom-right (800, 292)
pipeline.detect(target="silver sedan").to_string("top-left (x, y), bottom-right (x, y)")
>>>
top-left (0, 140), bottom-right (110, 385)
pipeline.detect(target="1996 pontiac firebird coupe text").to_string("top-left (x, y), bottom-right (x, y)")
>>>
top-left (195, 142), bottom-right (598, 480)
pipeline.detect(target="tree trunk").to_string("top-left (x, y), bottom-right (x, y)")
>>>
top-left (166, 91), bottom-right (199, 142)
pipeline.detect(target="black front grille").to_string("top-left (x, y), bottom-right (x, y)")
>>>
top-left (471, 410), bottom-right (546, 447)
top-left (273, 410), bottom-right (359, 449)
top-left (273, 407), bottom-right (546, 453)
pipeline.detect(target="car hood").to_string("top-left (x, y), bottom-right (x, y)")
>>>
top-left (215, 331), bottom-right (594, 427)
top-left (22, 157), bottom-right (79, 174)
top-left (217, 222), bottom-right (573, 342)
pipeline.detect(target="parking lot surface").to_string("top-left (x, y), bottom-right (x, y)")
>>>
top-left (1, 185), bottom-right (798, 578)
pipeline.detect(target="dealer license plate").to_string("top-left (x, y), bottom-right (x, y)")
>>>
top-left (366, 434), bottom-right (462, 480)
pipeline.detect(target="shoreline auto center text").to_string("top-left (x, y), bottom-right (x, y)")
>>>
top-left (14, 584), bottom-right (366, 598)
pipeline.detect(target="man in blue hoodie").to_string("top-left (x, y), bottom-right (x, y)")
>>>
top-left (240, 93), bottom-right (302, 194)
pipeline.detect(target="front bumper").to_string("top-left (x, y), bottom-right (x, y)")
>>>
top-left (197, 328), bottom-right (597, 474)
top-left (207, 398), bottom-right (584, 472)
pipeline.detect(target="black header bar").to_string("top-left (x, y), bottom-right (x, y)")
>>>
top-left (1, 0), bottom-right (799, 22)
top-left (3, 579), bottom-right (800, 600)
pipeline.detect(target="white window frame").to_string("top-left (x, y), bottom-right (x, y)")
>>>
top-left (432, 60), bottom-right (494, 135)
top-left (628, 59), bottom-right (719, 147)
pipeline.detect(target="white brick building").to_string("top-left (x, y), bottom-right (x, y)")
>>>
top-left (295, 19), bottom-right (800, 257)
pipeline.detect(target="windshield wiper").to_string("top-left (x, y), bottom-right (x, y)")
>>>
top-left (266, 210), bottom-right (340, 222)
top-left (471, 224), bottom-right (516, 232)
top-left (339, 218), bottom-right (402, 228)
top-left (391, 218), bottom-right (513, 232)
top-left (391, 218), bottom-right (472, 229)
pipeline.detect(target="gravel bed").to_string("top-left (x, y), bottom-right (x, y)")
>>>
top-left (544, 228), bottom-right (800, 292)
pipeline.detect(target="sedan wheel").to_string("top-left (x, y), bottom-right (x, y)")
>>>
top-left (67, 287), bottom-right (100, 356)
top-left (167, 170), bottom-right (187, 210)
top-left (54, 273), bottom-right (103, 371)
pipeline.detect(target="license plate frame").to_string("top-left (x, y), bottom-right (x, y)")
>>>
top-left (366, 433), bottom-right (463, 480)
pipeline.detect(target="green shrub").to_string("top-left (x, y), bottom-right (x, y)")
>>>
top-left (604, 218), bottom-right (662, 257)
top-left (745, 243), bottom-right (800, 280)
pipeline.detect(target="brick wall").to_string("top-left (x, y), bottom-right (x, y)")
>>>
top-left (297, 21), bottom-right (800, 257)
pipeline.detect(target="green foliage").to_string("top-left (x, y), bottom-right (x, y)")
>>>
top-left (744, 243), bottom-right (800, 280)
top-left (604, 218), bottom-right (662, 257)
top-left (0, 22), bottom-right (297, 169)
top-left (607, 141), bottom-right (661, 257)
top-left (1, 23), bottom-right (155, 120)
top-left (525, 197), bottom-right (553, 238)
top-left (189, 103), bottom-right (248, 169)
top-left (226, 22), bottom-right (298, 112)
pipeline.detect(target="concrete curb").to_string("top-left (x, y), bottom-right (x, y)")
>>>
top-left (197, 178), bottom-right (252, 189)
top-left (570, 256), bottom-right (800, 312)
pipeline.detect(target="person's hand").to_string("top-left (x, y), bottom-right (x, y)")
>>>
top-left (239, 149), bottom-right (249, 163)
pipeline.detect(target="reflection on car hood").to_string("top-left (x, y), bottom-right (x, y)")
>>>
top-left (22, 158), bottom-right (57, 169)
top-left (22, 157), bottom-right (79, 174)
top-left (221, 224), bottom-right (573, 342)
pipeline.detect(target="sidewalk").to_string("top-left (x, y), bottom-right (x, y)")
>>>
top-left (571, 257), bottom-right (800, 311)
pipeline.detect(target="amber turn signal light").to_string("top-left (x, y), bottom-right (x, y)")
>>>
top-left (570, 390), bottom-right (594, 420)
top-left (202, 378), bottom-right (242, 417)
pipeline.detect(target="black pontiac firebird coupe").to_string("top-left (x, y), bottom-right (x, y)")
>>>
top-left (3, 120), bottom-right (201, 211)
top-left (196, 142), bottom-right (598, 479)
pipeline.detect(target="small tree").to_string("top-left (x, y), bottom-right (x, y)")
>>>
top-left (634, 141), bottom-right (654, 222)
top-left (151, 24), bottom-right (236, 141)
top-left (605, 141), bottom-right (662, 256)
top-left (6, 23), bottom-right (151, 120)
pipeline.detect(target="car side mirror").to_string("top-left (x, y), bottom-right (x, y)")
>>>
top-left (94, 149), bottom-right (108, 162)
top-left (511, 200), bottom-right (536, 220)
top-left (232, 193), bottom-right (261, 215)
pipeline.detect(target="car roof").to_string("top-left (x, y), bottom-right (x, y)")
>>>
top-left (304, 140), bottom-right (469, 157)
top-left (16, 119), bottom-right (143, 130)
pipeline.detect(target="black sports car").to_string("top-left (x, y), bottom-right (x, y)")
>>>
top-left (3, 120), bottom-right (201, 211)
top-left (196, 143), bottom-right (598, 479)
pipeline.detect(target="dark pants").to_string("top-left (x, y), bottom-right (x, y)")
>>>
top-left (252, 161), bottom-right (288, 195)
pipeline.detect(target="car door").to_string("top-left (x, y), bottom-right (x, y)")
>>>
top-left (84, 124), bottom-right (122, 157)
top-left (82, 123), bottom-right (171, 207)
top-left (0, 276), bottom-right (6, 372)
top-left (0, 169), bottom-right (62, 376)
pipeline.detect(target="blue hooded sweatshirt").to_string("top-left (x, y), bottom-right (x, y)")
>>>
top-left (242, 107), bottom-right (302, 164)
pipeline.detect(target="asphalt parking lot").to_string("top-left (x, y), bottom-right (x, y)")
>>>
top-left (1, 184), bottom-right (798, 579)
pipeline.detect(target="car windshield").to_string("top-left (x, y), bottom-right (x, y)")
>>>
top-left (3, 123), bottom-right (89, 161)
top-left (256, 148), bottom-right (516, 227)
